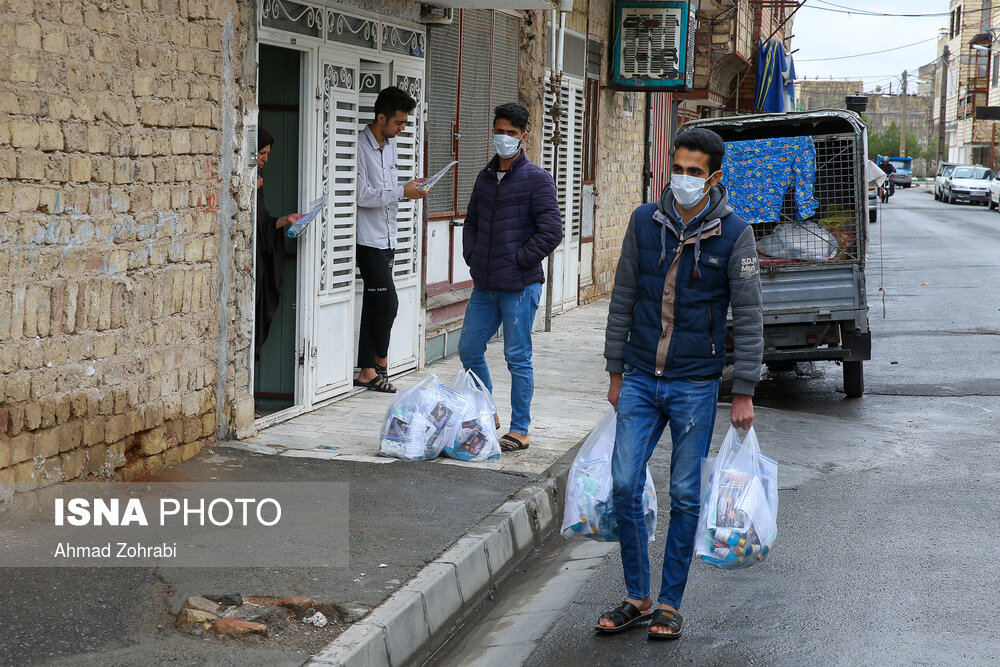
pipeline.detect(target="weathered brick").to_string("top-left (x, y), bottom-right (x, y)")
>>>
top-left (0, 149), bottom-right (15, 178)
top-left (69, 155), bottom-right (92, 182)
top-left (10, 120), bottom-right (40, 148)
top-left (15, 22), bottom-right (42, 50)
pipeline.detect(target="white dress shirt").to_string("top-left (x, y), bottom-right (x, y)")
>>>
top-left (356, 126), bottom-right (405, 249)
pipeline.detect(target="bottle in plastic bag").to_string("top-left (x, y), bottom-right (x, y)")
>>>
top-left (560, 408), bottom-right (657, 543)
top-left (379, 375), bottom-right (467, 461)
top-left (442, 370), bottom-right (502, 462)
top-left (695, 426), bottom-right (778, 570)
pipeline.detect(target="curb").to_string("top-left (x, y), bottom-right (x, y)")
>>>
top-left (309, 443), bottom-right (583, 667)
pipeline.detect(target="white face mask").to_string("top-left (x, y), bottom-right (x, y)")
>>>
top-left (494, 134), bottom-right (522, 159)
top-left (670, 173), bottom-right (710, 209)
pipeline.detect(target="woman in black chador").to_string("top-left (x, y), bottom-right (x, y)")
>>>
top-left (255, 129), bottom-right (303, 360)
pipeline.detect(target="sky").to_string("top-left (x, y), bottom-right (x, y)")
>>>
top-left (791, 1), bottom-right (951, 94)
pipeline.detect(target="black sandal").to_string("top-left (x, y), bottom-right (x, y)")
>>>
top-left (647, 608), bottom-right (683, 640)
top-left (594, 600), bottom-right (653, 634)
top-left (374, 363), bottom-right (388, 377)
top-left (353, 375), bottom-right (397, 393)
top-left (499, 434), bottom-right (529, 452)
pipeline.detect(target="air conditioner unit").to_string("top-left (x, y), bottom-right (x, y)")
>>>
top-left (419, 5), bottom-right (453, 25)
top-left (611, 0), bottom-right (696, 91)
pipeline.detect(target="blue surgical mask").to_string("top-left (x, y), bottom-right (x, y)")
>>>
top-left (493, 134), bottom-right (522, 159)
top-left (670, 173), bottom-right (709, 209)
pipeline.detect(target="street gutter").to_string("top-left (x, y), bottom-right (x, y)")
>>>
top-left (308, 434), bottom-right (588, 667)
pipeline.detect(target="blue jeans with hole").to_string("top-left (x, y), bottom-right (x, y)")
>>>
top-left (458, 283), bottom-right (542, 434)
top-left (612, 366), bottom-right (721, 609)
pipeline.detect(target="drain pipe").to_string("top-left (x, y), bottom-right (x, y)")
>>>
top-left (545, 3), bottom-right (570, 332)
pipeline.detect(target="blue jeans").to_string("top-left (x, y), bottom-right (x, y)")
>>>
top-left (458, 283), bottom-right (542, 434)
top-left (612, 366), bottom-right (721, 609)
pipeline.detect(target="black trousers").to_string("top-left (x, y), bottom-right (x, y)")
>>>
top-left (356, 244), bottom-right (398, 369)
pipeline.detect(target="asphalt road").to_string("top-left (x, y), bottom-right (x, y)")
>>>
top-left (433, 187), bottom-right (1000, 665)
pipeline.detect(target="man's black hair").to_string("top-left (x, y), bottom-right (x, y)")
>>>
top-left (258, 128), bottom-right (274, 152)
top-left (494, 102), bottom-right (529, 132)
top-left (374, 86), bottom-right (416, 121)
top-left (673, 128), bottom-right (726, 173)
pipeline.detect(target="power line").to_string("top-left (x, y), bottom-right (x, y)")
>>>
top-left (807, 0), bottom-right (984, 18)
top-left (796, 36), bottom-right (938, 61)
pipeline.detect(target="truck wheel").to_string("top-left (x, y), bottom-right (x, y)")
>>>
top-left (844, 361), bottom-right (864, 398)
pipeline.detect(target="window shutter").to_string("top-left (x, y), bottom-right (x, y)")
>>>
top-left (426, 21), bottom-right (460, 215)
top-left (457, 9), bottom-right (493, 213)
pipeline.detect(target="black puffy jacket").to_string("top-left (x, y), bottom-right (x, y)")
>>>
top-left (462, 152), bottom-right (563, 291)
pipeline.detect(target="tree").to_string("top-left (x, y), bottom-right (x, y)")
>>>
top-left (866, 122), bottom-right (933, 160)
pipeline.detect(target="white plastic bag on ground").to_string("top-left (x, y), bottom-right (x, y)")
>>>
top-left (696, 426), bottom-right (778, 569)
top-left (561, 408), bottom-right (657, 542)
top-left (379, 375), bottom-right (466, 461)
top-left (443, 370), bottom-right (502, 462)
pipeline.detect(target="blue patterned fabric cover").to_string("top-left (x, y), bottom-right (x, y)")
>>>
top-left (722, 137), bottom-right (818, 224)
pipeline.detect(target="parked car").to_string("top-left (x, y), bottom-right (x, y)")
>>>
top-left (941, 165), bottom-right (994, 205)
top-left (934, 162), bottom-right (957, 200)
top-left (989, 174), bottom-right (1000, 210)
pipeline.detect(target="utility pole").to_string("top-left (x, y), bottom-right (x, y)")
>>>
top-left (899, 69), bottom-right (907, 157)
top-left (939, 46), bottom-right (949, 164)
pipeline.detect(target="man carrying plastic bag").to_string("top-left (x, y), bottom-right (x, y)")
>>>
top-left (598, 129), bottom-right (763, 639)
top-left (561, 408), bottom-right (656, 542)
top-left (379, 376), bottom-right (466, 461)
top-left (444, 370), bottom-right (502, 462)
top-left (695, 426), bottom-right (777, 569)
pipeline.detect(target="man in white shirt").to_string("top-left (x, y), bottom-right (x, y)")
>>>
top-left (355, 86), bottom-right (426, 393)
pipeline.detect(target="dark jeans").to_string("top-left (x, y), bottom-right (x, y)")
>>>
top-left (356, 244), bottom-right (398, 369)
top-left (612, 366), bottom-right (721, 609)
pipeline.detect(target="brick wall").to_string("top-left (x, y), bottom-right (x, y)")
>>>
top-left (0, 0), bottom-right (256, 484)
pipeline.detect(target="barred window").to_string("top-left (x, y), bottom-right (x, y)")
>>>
top-left (426, 10), bottom-right (521, 216)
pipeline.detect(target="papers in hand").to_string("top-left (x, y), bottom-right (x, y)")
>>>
top-left (418, 161), bottom-right (459, 192)
top-left (285, 194), bottom-right (328, 238)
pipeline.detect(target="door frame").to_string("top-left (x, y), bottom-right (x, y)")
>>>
top-left (254, 37), bottom-right (314, 426)
top-left (255, 6), bottom-right (427, 425)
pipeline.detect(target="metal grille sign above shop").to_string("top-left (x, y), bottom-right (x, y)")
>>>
top-left (260, 0), bottom-right (425, 57)
top-left (610, 0), bottom-right (695, 91)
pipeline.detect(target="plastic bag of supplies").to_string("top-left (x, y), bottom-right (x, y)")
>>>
top-left (560, 408), bottom-right (657, 542)
top-left (695, 426), bottom-right (778, 569)
top-left (443, 370), bottom-right (502, 462)
top-left (379, 375), bottom-right (466, 461)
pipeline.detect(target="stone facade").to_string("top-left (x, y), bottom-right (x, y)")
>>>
top-left (0, 0), bottom-right (258, 484)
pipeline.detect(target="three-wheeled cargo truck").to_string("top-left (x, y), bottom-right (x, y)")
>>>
top-left (686, 110), bottom-right (872, 397)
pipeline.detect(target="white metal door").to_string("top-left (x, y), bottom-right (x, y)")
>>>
top-left (541, 77), bottom-right (583, 313)
top-left (387, 65), bottom-right (424, 374)
top-left (310, 55), bottom-right (361, 402)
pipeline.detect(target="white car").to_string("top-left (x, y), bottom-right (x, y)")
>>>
top-left (990, 175), bottom-right (1000, 210)
top-left (941, 165), bottom-right (993, 205)
top-left (934, 163), bottom-right (956, 200)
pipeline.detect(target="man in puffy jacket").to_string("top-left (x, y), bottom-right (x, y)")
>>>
top-left (596, 128), bottom-right (763, 639)
top-left (459, 102), bottom-right (563, 453)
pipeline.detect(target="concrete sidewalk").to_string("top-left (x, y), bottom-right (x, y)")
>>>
top-left (1, 302), bottom-right (614, 666)
top-left (239, 301), bottom-right (612, 476)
